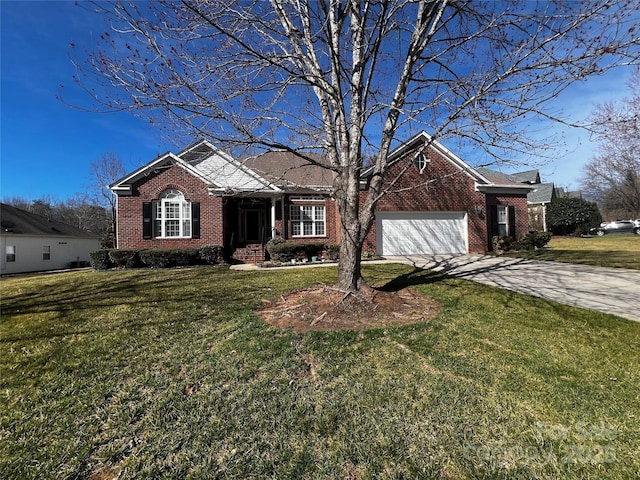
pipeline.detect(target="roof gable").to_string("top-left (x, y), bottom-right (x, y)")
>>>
top-left (382, 131), bottom-right (533, 193)
top-left (181, 141), bottom-right (279, 193)
top-left (110, 140), bottom-right (280, 195)
top-left (386, 131), bottom-right (486, 184)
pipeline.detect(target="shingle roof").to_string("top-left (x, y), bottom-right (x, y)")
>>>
top-left (476, 167), bottom-right (524, 187)
top-left (476, 168), bottom-right (557, 204)
top-left (527, 182), bottom-right (555, 204)
top-left (0, 203), bottom-right (100, 237)
top-left (241, 151), bottom-right (334, 189)
top-left (510, 169), bottom-right (540, 184)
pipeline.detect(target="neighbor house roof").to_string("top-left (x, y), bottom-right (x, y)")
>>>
top-left (0, 203), bottom-right (100, 238)
top-left (509, 169), bottom-right (541, 184)
top-left (555, 187), bottom-right (582, 199)
top-left (527, 182), bottom-right (556, 204)
top-left (477, 167), bottom-right (559, 204)
top-left (475, 167), bottom-right (521, 186)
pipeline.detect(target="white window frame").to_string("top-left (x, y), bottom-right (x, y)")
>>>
top-left (154, 189), bottom-right (192, 238)
top-left (290, 204), bottom-right (326, 237)
top-left (6, 245), bottom-right (16, 262)
top-left (414, 152), bottom-right (428, 173)
top-left (497, 205), bottom-right (508, 236)
top-left (43, 245), bottom-right (51, 261)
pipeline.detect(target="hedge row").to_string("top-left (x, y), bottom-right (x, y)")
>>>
top-left (90, 246), bottom-right (226, 270)
top-left (492, 231), bottom-right (552, 253)
top-left (266, 239), bottom-right (340, 262)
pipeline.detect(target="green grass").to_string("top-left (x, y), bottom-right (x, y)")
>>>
top-left (507, 235), bottom-right (640, 269)
top-left (1, 265), bottom-right (639, 479)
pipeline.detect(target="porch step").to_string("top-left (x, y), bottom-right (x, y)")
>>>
top-left (233, 245), bottom-right (266, 264)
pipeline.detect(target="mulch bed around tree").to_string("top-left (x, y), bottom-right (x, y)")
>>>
top-left (258, 285), bottom-right (440, 332)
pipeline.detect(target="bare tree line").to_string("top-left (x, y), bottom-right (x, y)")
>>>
top-left (2, 153), bottom-right (126, 247)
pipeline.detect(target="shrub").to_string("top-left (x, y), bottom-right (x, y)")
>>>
top-left (90, 250), bottom-right (113, 270)
top-left (547, 197), bottom-right (602, 235)
top-left (139, 249), bottom-right (173, 268)
top-left (170, 248), bottom-right (200, 266)
top-left (266, 239), bottom-right (325, 262)
top-left (492, 235), bottom-right (515, 253)
top-left (199, 245), bottom-right (226, 265)
top-left (325, 243), bottom-right (340, 261)
top-left (516, 231), bottom-right (552, 250)
top-left (108, 249), bottom-right (141, 269)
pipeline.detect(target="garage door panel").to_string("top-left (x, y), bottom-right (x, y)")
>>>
top-left (377, 212), bottom-right (468, 255)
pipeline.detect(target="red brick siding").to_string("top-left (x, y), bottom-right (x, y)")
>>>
top-left (485, 193), bottom-right (530, 246)
top-left (115, 164), bottom-right (340, 262)
top-left (116, 164), bottom-right (224, 249)
top-left (280, 195), bottom-right (339, 245)
top-left (364, 146), bottom-right (489, 253)
top-left (363, 144), bottom-right (531, 254)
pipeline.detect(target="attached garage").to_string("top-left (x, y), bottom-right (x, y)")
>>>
top-left (376, 211), bottom-right (468, 255)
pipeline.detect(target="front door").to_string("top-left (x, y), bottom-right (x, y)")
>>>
top-left (241, 208), bottom-right (266, 243)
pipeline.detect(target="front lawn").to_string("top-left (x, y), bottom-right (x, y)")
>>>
top-left (507, 234), bottom-right (640, 269)
top-left (1, 265), bottom-right (639, 479)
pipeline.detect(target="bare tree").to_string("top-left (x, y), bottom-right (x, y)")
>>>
top-left (69, 0), bottom-right (640, 291)
top-left (581, 68), bottom-right (640, 219)
top-left (59, 193), bottom-right (113, 239)
top-left (89, 152), bottom-right (127, 247)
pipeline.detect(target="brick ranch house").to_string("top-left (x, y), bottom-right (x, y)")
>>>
top-left (110, 132), bottom-right (533, 262)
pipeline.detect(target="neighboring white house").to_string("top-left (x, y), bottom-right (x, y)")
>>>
top-left (0, 203), bottom-right (101, 275)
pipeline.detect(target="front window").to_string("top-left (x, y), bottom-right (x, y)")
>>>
top-left (290, 204), bottom-right (325, 237)
top-left (43, 245), bottom-right (51, 261)
top-left (6, 245), bottom-right (15, 262)
top-left (154, 189), bottom-right (192, 238)
top-left (497, 205), bottom-right (508, 236)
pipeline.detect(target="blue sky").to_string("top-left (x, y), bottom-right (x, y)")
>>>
top-left (1, 0), bottom-right (171, 202)
top-left (0, 1), bottom-right (636, 202)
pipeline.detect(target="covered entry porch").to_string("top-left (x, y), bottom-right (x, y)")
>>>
top-left (225, 195), bottom-right (283, 263)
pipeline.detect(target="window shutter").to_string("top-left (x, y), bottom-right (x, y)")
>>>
top-left (489, 205), bottom-right (498, 237)
top-left (143, 202), bottom-right (153, 239)
top-left (191, 202), bottom-right (200, 239)
top-left (508, 205), bottom-right (516, 239)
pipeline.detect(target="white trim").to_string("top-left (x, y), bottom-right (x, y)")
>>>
top-left (290, 195), bottom-right (324, 202)
top-left (154, 189), bottom-right (192, 238)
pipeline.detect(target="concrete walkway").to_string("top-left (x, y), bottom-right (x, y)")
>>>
top-left (387, 255), bottom-right (640, 323)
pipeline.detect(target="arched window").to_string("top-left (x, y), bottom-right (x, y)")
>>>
top-left (154, 189), bottom-right (191, 238)
top-left (414, 152), bottom-right (428, 173)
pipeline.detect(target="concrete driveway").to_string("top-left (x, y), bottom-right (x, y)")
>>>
top-left (386, 254), bottom-right (640, 322)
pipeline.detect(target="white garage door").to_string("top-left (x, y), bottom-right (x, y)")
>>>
top-left (377, 211), bottom-right (468, 255)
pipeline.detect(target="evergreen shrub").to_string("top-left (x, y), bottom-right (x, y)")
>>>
top-left (139, 249), bottom-right (173, 268)
top-left (89, 250), bottom-right (113, 270)
top-left (198, 245), bottom-right (226, 265)
top-left (108, 249), bottom-right (141, 268)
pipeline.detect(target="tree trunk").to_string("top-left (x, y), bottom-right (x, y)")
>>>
top-left (337, 222), bottom-right (364, 292)
top-left (334, 165), bottom-right (369, 292)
